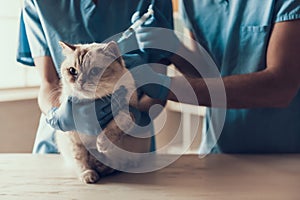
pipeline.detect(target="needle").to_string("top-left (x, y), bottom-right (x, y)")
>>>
top-left (117, 5), bottom-right (154, 43)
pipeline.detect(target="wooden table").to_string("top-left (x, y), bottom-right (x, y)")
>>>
top-left (0, 154), bottom-right (299, 200)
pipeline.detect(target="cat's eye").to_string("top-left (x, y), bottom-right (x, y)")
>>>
top-left (89, 67), bottom-right (101, 76)
top-left (69, 67), bottom-right (78, 76)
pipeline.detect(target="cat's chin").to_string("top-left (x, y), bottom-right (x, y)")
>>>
top-left (63, 85), bottom-right (114, 102)
top-left (67, 90), bottom-right (94, 100)
top-left (68, 89), bottom-right (111, 101)
top-left (77, 94), bottom-right (97, 100)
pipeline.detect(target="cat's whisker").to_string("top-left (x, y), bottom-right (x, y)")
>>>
top-left (48, 85), bottom-right (61, 105)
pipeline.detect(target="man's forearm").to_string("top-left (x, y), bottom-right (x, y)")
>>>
top-left (137, 95), bottom-right (167, 120)
top-left (169, 43), bottom-right (203, 78)
top-left (34, 56), bottom-right (61, 114)
top-left (38, 82), bottom-right (61, 114)
top-left (167, 69), bottom-right (298, 109)
top-left (168, 20), bottom-right (300, 109)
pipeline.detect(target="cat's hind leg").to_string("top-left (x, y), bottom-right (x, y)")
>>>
top-left (96, 110), bottom-right (134, 153)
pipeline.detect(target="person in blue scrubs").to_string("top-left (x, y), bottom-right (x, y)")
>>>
top-left (133, 0), bottom-right (300, 153)
top-left (17, 0), bottom-right (173, 153)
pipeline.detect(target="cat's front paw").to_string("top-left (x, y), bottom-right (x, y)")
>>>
top-left (80, 169), bottom-right (100, 184)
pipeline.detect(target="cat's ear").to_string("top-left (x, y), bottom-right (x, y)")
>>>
top-left (59, 41), bottom-right (76, 55)
top-left (104, 41), bottom-right (121, 59)
top-left (103, 41), bottom-right (125, 66)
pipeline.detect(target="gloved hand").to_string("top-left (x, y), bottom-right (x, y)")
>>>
top-left (46, 86), bottom-right (128, 135)
top-left (122, 53), bottom-right (171, 101)
top-left (130, 64), bottom-right (171, 101)
top-left (131, 0), bottom-right (180, 62)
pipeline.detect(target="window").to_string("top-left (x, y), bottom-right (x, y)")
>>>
top-left (0, 0), bottom-right (40, 90)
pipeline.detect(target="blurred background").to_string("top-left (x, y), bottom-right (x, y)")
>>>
top-left (0, 0), bottom-right (205, 154)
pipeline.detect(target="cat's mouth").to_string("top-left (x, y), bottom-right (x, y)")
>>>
top-left (73, 84), bottom-right (112, 100)
top-left (72, 85), bottom-right (97, 99)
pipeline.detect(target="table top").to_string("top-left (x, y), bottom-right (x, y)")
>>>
top-left (1, 154), bottom-right (300, 200)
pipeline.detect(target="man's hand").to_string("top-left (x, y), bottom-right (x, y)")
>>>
top-left (130, 64), bottom-right (171, 101)
top-left (131, 1), bottom-right (179, 62)
top-left (122, 54), bottom-right (171, 101)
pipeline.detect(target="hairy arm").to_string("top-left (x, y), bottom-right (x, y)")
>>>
top-left (168, 20), bottom-right (300, 108)
top-left (137, 95), bottom-right (166, 110)
top-left (34, 56), bottom-right (61, 114)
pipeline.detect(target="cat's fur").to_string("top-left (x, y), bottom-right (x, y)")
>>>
top-left (56, 41), bottom-right (151, 184)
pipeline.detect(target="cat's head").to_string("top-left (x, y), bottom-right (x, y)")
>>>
top-left (59, 41), bottom-right (126, 100)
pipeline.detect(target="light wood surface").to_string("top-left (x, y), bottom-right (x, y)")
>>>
top-left (1, 154), bottom-right (300, 200)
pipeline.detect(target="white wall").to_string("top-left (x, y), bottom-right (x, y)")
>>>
top-left (0, 0), bottom-right (40, 89)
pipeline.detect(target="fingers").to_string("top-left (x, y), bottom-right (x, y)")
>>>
top-left (131, 11), bottom-right (140, 24)
top-left (114, 85), bottom-right (128, 97)
top-left (136, 0), bottom-right (153, 17)
top-left (131, 0), bottom-right (153, 23)
top-left (45, 107), bottom-right (63, 131)
top-left (136, 26), bottom-right (158, 39)
top-left (95, 86), bottom-right (129, 127)
top-left (122, 53), bottom-right (148, 67)
top-left (111, 87), bottom-right (127, 109)
top-left (98, 112), bottom-right (113, 128)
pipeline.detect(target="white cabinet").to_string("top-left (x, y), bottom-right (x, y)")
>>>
top-left (154, 102), bottom-right (205, 154)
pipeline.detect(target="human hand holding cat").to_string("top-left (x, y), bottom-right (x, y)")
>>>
top-left (46, 87), bottom-right (128, 135)
top-left (119, 54), bottom-right (171, 101)
top-left (129, 63), bottom-right (171, 101)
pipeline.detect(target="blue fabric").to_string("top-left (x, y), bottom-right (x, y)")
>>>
top-left (32, 114), bottom-right (58, 154)
top-left (18, 0), bottom-right (173, 154)
top-left (17, 11), bottom-right (35, 66)
top-left (180, 0), bottom-right (300, 153)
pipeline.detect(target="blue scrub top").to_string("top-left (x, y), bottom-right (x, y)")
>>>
top-left (18, 0), bottom-right (173, 153)
top-left (180, 0), bottom-right (300, 153)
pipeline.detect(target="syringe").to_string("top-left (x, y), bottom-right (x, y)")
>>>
top-left (117, 5), bottom-right (154, 43)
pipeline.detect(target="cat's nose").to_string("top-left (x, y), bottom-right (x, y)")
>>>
top-left (77, 79), bottom-right (86, 88)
